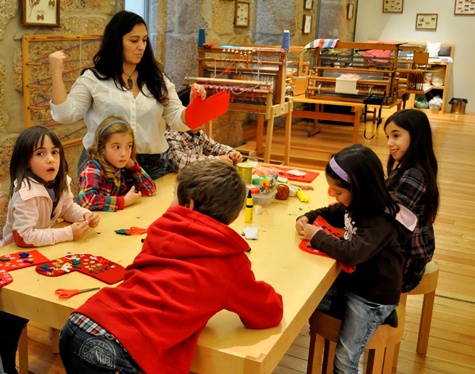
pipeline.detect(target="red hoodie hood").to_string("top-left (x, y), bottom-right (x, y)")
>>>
top-left (140, 205), bottom-right (250, 259)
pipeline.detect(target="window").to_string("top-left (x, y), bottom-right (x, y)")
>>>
top-left (124, 0), bottom-right (149, 24)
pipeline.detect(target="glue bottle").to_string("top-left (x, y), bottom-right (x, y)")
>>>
top-left (244, 189), bottom-right (254, 223)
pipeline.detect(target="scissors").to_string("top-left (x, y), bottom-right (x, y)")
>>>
top-left (55, 287), bottom-right (100, 299)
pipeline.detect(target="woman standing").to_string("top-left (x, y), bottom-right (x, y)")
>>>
top-left (49, 10), bottom-right (205, 179)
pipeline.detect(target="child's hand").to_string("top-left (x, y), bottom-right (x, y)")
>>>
top-left (299, 223), bottom-right (321, 241)
top-left (71, 220), bottom-right (90, 241)
top-left (228, 151), bottom-right (243, 164)
top-left (84, 212), bottom-right (100, 228)
top-left (124, 186), bottom-right (142, 207)
top-left (218, 155), bottom-right (234, 165)
top-left (295, 216), bottom-right (309, 232)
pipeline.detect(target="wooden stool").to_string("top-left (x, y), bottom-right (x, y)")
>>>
top-left (307, 304), bottom-right (406, 374)
top-left (399, 260), bottom-right (439, 355)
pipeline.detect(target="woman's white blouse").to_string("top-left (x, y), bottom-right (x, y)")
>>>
top-left (50, 69), bottom-right (189, 154)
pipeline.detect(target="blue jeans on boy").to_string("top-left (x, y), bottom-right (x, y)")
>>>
top-left (59, 320), bottom-right (141, 374)
top-left (317, 282), bottom-right (396, 374)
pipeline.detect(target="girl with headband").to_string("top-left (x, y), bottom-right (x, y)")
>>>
top-left (78, 117), bottom-right (156, 211)
top-left (295, 144), bottom-right (416, 373)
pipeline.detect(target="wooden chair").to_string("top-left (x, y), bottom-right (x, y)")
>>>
top-left (307, 304), bottom-right (406, 374)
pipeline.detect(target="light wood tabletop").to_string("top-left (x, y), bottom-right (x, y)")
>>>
top-left (0, 167), bottom-right (340, 374)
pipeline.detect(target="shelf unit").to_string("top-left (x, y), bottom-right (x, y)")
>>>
top-left (398, 43), bottom-right (455, 113)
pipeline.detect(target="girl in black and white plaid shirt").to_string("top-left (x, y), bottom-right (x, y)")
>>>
top-left (385, 109), bottom-right (439, 292)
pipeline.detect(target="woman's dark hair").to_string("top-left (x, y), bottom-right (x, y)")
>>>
top-left (84, 10), bottom-right (168, 104)
top-left (326, 144), bottom-right (399, 218)
top-left (9, 126), bottom-right (68, 199)
top-left (384, 109), bottom-right (439, 223)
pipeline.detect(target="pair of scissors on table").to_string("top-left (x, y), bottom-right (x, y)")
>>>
top-left (55, 287), bottom-right (100, 299)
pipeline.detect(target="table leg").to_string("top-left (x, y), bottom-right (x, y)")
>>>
top-left (284, 110), bottom-right (292, 165)
top-left (264, 111), bottom-right (276, 164)
top-left (256, 114), bottom-right (265, 155)
top-left (353, 107), bottom-right (362, 143)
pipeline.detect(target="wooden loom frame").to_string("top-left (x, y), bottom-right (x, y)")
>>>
top-left (22, 33), bottom-right (102, 147)
top-left (186, 46), bottom-right (293, 164)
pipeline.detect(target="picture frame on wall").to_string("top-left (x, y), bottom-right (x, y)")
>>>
top-left (304, 0), bottom-right (314, 11)
top-left (22, 0), bottom-right (60, 27)
top-left (235, 2), bottom-right (250, 28)
top-left (415, 13), bottom-right (438, 30)
top-left (382, 0), bottom-right (403, 13)
top-left (454, 0), bottom-right (475, 15)
top-left (302, 14), bottom-right (312, 34)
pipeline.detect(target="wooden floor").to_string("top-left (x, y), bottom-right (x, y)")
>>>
top-left (20, 109), bottom-right (475, 373)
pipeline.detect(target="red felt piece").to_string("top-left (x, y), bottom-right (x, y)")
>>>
top-left (185, 88), bottom-right (230, 129)
top-left (0, 270), bottom-right (13, 287)
top-left (298, 216), bottom-right (355, 273)
top-left (273, 166), bottom-right (319, 183)
top-left (0, 250), bottom-right (50, 287)
top-left (36, 253), bottom-right (125, 285)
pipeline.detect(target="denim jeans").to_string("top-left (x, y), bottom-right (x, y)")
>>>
top-left (317, 282), bottom-right (396, 374)
top-left (136, 153), bottom-right (171, 180)
top-left (59, 320), bottom-right (141, 374)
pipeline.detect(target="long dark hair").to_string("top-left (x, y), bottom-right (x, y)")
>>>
top-left (9, 126), bottom-right (68, 199)
top-left (326, 144), bottom-right (399, 218)
top-left (84, 10), bottom-right (169, 104)
top-left (384, 109), bottom-right (439, 223)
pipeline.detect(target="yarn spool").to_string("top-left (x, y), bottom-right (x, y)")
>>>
top-left (281, 30), bottom-right (290, 52)
top-left (275, 184), bottom-right (290, 200)
top-left (198, 28), bottom-right (206, 47)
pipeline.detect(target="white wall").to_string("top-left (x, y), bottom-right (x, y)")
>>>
top-left (355, 0), bottom-right (474, 113)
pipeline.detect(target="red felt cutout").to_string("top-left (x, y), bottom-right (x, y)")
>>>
top-left (299, 216), bottom-right (355, 273)
top-left (185, 88), bottom-right (230, 129)
top-left (0, 250), bottom-right (50, 287)
top-left (273, 166), bottom-right (319, 183)
top-left (36, 253), bottom-right (125, 285)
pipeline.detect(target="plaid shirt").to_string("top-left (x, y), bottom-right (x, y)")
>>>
top-left (165, 129), bottom-right (235, 172)
top-left (69, 313), bottom-right (127, 352)
top-left (388, 167), bottom-right (435, 292)
top-left (78, 160), bottom-right (156, 211)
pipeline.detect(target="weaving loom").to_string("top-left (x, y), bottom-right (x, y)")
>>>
top-left (185, 45), bottom-right (293, 164)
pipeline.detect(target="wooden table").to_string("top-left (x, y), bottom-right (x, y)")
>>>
top-left (0, 170), bottom-right (340, 374)
top-left (292, 96), bottom-right (365, 143)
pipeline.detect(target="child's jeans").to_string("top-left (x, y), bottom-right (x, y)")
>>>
top-left (317, 283), bottom-right (396, 374)
top-left (59, 320), bottom-right (141, 374)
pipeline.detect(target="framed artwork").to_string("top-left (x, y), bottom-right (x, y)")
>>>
top-left (416, 13), bottom-right (438, 30)
top-left (382, 0), bottom-right (403, 13)
top-left (304, 0), bottom-right (314, 10)
top-left (22, 0), bottom-right (60, 27)
top-left (347, 4), bottom-right (355, 19)
top-left (302, 14), bottom-right (312, 35)
top-left (454, 0), bottom-right (475, 15)
top-left (235, 1), bottom-right (250, 28)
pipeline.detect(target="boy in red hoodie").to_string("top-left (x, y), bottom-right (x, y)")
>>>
top-left (59, 160), bottom-right (283, 374)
